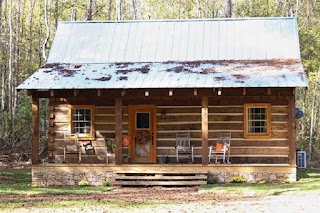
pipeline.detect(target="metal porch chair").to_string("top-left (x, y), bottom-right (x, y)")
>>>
top-left (175, 132), bottom-right (194, 163)
top-left (208, 132), bottom-right (231, 164)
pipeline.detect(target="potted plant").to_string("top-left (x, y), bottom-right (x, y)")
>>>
top-left (122, 154), bottom-right (130, 164)
top-left (157, 155), bottom-right (168, 164)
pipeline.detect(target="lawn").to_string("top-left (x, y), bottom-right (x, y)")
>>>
top-left (0, 169), bottom-right (111, 195)
top-left (1, 166), bottom-right (320, 212)
top-left (199, 168), bottom-right (320, 195)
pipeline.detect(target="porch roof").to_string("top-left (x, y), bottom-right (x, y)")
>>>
top-left (17, 60), bottom-right (307, 90)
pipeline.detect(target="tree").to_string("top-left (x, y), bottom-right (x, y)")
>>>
top-left (224, 0), bottom-right (231, 17)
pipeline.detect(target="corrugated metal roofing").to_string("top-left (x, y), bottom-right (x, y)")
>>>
top-left (47, 17), bottom-right (301, 63)
top-left (17, 60), bottom-right (307, 90)
top-left (17, 18), bottom-right (308, 90)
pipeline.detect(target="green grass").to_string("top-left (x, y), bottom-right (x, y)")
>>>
top-left (1, 167), bottom-right (320, 210)
top-left (0, 168), bottom-right (170, 210)
top-left (0, 169), bottom-right (111, 195)
top-left (200, 168), bottom-right (320, 196)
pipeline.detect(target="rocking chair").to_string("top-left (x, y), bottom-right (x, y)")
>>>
top-left (208, 132), bottom-right (231, 164)
top-left (63, 133), bottom-right (81, 163)
top-left (175, 132), bottom-right (194, 163)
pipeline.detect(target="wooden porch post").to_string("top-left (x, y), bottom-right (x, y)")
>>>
top-left (115, 96), bottom-right (123, 165)
top-left (32, 95), bottom-right (40, 165)
top-left (202, 97), bottom-right (209, 165)
top-left (288, 92), bottom-right (296, 165)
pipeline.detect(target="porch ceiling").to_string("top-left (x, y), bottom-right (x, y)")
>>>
top-left (17, 60), bottom-right (307, 90)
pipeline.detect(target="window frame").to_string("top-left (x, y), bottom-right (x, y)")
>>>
top-left (243, 103), bottom-right (271, 139)
top-left (69, 105), bottom-right (95, 139)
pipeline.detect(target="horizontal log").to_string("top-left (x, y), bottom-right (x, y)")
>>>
top-left (115, 175), bottom-right (207, 180)
top-left (230, 147), bottom-right (289, 155)
top-left (157, 140), bottom-right (288, 147)
top-left (271, 106), bottom-right (288, 113)
top-left (208, 107), bottom-right (243, 113)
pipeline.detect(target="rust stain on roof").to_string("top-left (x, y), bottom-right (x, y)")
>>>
top-left (94, 75), bottom-right (112, 81)
top-left (116, 64), bottom-right (150, 74)
top-left (232, 74), bottom-right (250, 79)
top-left (59, 69), bottom-right (77, 77)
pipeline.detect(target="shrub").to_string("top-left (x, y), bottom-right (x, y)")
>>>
top-left (282, 179), bottom-right (291, 184)
top-left (257, 180), bottom-right (266, 184)
top-left (102, 179), bottom-right (111, 187)
top-left (78, 180), bottom-right (90, 187)
top-left (230, 176), bottom-right (245, 183)
top-left (31, 184), bottom-right (41, 188)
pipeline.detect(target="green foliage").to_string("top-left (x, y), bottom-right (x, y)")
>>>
top-left (0, 0), bottom-right (320, 161)
top-left (122, 154), bottom-right (130, 159)
top-left (257, 180), bottom-right (266, 184)
top-left (230, 176), bottom-right (245, 183)
top-left (102, 179), bottom-right (111, 187)
top-left (282, 179), bottom-right (291, 184)
top-left (78, 180), bottom-right (90, 187)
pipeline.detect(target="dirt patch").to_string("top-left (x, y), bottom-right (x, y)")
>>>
top-left (1, 187), bottom-right (320, 212)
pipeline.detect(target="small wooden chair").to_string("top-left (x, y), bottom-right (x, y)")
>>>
top-left (63, 133), bottom-right (81, 163)
top-left (209, 132), bottom-right (231, 164)
top-left (175, 132), bottom-right (194, 163)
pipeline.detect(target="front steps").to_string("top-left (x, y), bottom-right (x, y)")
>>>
top-left (113, 171), bottom-right (208, 186)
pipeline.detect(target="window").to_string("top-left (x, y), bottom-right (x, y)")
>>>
top-left (136, 112), bottom-right (150, 129)
top-left (69, 105), bottom-right (94, 138)
top-left (244, 104), bottom-right (271, 139)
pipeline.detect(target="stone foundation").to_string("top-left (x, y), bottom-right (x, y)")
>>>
top-left (32, 164), bottom-right (296, 186)
top-left (207, 170), bottom-right (296, 184)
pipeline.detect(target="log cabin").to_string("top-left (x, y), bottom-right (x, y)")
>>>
top-left (17, 17), bottom-right (308, 186)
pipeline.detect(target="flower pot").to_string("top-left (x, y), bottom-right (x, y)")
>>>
top-left (122, 158), bottom-right (130, 164)
top-left (157, 156), bottom-right (168, 164)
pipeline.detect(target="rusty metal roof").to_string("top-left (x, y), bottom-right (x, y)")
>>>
top-left (47, 17), bottom-right (301, 63)
top-left (17, 60), bottom-right (307, 90)
top-left (18, 18), bottom-right (308, 90)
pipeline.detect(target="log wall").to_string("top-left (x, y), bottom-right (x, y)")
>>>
top-left (48, 88), bottom-right (292, 164)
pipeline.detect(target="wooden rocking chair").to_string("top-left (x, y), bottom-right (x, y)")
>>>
top-left (63, 133), bottom-right (81, 163)
top-left (175, 132), bottom-right (194, 163)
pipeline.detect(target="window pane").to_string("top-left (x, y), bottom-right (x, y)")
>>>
top-left (247, 106), bottom-right (268, 134)
top-left (136, 113), bottom-right (150, 129)
top-left (72, 108), bottom-right (91, 134)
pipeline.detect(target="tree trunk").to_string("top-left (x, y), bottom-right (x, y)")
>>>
top-left (27, 0), bottom-right (35, 63)
top-left (309, 67), bottom-right (320, 161)
top-left (132, 0), bottom-right (137, 19)
top-left (224, 0), bottom-right (232, 18)
top-left (42, 0), bottom-right (50, 61)
top-left (54, 0), bottom-right (59, 29)
top-left (70, 0), bottom-right (76, 21)
top-left (116, 0), bottom-right (122, 20)
top-left (86, 0), bottom-right (93, 20)
top-left (108, 0), bottom-right (112, 20)
top-left (196, 0), bottom-right (202, 18)
top-left (0, 0), bottom-right (4, 147)
top-left (8, 0), bottom-right (13, 144)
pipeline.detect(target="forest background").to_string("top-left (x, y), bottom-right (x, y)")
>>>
top-left (0, 0), bottom-right (319, 162)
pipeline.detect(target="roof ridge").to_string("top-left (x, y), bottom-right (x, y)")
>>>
top-left (59, 17), bottom-right (296, 24)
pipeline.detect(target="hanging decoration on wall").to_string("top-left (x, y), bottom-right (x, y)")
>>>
top-left (122, 135), bottom-right (130, 147)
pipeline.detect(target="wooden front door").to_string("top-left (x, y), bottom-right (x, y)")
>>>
top-left (128, 105), bottom-right (157, 163)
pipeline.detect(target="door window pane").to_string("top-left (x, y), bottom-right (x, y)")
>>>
top-left (136, 113), bottom-right (150, 129)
